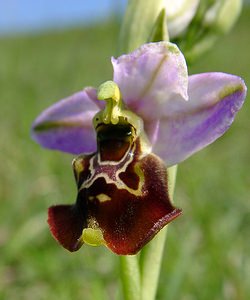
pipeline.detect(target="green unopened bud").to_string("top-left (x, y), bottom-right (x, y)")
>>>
top-left (175, 0), bottom-right (243, 63)
top-left (148, 9), bottom-right (169, 43)
top-left (203, 0), bottom-right (242, 33)
top-left (164, 0), bottom-right (200, 38)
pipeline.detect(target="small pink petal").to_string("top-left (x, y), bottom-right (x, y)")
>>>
top-left (112, 42), bottom-right (188, 121)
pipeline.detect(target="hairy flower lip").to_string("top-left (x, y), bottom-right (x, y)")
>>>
top-left (108, 207), bottom-right (183, 255)
top-left (47, 140), bottom-right (182, 255)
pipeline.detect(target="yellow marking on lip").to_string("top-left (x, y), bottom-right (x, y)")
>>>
top-left (73, 157), bottom-right (84, 174)
top-left (80, 142), bottom-right (146, 197)
top-left (80, 228), bottom-right (105, 247)
top-left (79, 218), bottom-right (106, 247)
top-left (72, 156), bottom-right (85, 183)
top-left (73, 159), bottom-right (84, 173)
top-left (117, 162), bottom-right (145, 197)
top-left (82, 162), bottom-right (145, 197)
top-left (96, 193), bottom-right (111, 203)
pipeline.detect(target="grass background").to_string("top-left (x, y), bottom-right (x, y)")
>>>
top-left (0, 7), bottom-right (249, 300)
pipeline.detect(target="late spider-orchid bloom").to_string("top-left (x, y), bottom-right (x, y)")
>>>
top-left (32, 42), bottom-right (246, 255)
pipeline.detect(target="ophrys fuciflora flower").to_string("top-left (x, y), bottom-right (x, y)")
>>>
top-left (32, 42), bottom-right (247, 255)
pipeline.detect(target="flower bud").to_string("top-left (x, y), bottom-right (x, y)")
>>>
top-left (173, 0), bottom-right (243, 63)
top-left (203, 0), bottom-right (242, 34)
top-left (164, 0), bottom-right (200, 38)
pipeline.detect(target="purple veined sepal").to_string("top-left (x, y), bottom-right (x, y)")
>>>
top-left (48, 130), bottom-right (182, 255)
top-left (152, 72), bottom-right (247, 166)
top-left (31, 87), bottom-right (103, 154)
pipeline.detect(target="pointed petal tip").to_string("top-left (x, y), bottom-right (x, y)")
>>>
top-left (218, 74), bottom-right (247, 107)
top-left (106, 207), bottom-right (182, 256)
top-left (128, 207), bottom-right (182, 256)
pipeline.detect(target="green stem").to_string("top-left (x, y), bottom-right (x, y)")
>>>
top-left (140, 227), bottom-right (168, 300)
top-left (140, 166), bottom-right (178, 300)
top-left (120, 255), bottom-right (141, 300)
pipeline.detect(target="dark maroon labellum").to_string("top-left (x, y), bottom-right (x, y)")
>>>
top-left (48, 123), bottom-right (181, 255)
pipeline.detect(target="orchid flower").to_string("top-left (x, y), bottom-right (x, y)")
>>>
top-left (31, 42), bottom-right (246, 255)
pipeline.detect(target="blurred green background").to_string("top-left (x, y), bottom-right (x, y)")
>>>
top-left (0, 7), bottom-right (249, 300)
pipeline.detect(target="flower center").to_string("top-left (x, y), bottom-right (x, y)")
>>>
top-left (93, 81), bottom-right (143, 135)
top-left (93, 81), bottom-right (151, 154)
